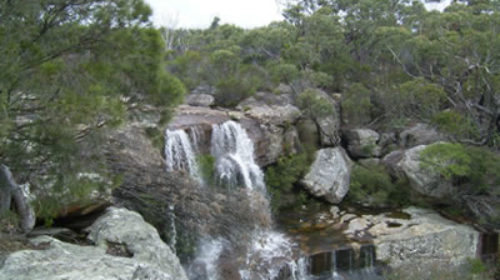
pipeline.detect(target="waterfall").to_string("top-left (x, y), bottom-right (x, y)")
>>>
top-left (187, 238), bottom-right (226, 280)
top-left (167, 120), bottom-right (298, 280)
top-left (165, 129), bottom-right (202, 183)
top-left (188, 126), bottom-right (203, 153)
top-left (239, 230), bottom-right (297, 280)
top-left (211, 121), bottom-right (265, 191)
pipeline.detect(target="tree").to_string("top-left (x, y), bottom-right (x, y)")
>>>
top-left (0, 0), bottom-right (185, 229)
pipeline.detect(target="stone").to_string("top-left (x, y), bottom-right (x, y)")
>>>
top-left (315, 90), bottom-right (341, 146)
top-left (397, 144), bottom-right (453, 198)
top-left (185, 94), bottom-right (215, 107)
top-left (301, 148), bottom-right (352, 204)
top-left (168, 101), bottom-right (301, 167)
top-left (191, 84), bottom-right (216, 96)
top-left (400, 123), bottom-right (445, 148)
top-left (0, 207), bottom-right (188, 280)
top-left (367, 207), bottom-right (479, 269)
top-left (339, 213), bottom-right (357, 224)
top-left (329, 206), bottom-right (340, 219)
top-left (343, 128), bottom-right (381, 158)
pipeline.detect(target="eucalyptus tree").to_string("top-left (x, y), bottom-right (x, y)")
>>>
top-left (0, 0), bottom-right (185, 230)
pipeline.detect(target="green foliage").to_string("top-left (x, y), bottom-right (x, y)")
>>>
top-left (420, 143), bottom-right (500, 193)
top-left (297, 88), bottom-right (334, 120)
top-left (467, 258), bottom-right (487, 275)
top-left (270, 63), bottom-right (300, 84)
top-left (0, 0), bottom-right (184, 221)
top-left (197, 154), bottom-right (216, 186)
top-left (265, 152), bottom-right (311, 212)
top-left (432, 110), bottom-right (477, 139)
top-left (420, 143), bottom-right (471, 180)
top-left (214, 76), bottom-right (256, 107)
top-left (347, 163), bottom-right (410, 208)
top-left (341, 83), bottom-right (372, 125)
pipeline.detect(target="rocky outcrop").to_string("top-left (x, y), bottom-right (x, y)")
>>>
top-left (400, 123), bottom-right (445, 148)
top-left (342, 207), bottom-right (479, 269)
top-left (315, 90), bottom-right (341, 147)
top-left (0, 207), bottom-right (188, 280)
top-left (301, 147), bottom-right (351, 204)
top-left (185, 94), bottom-right (215, 107)
top-left (169, 99), bottom-right (301, 166)
top-left (343, 128), bottom-right (381, 158)
top-left (108, 122), bottom-right (272, 260)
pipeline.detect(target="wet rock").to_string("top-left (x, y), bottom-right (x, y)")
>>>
top-left (329, 206), bottom-right (340, 219)
top-left (0, 207), bottom-right (188, 280)
top-left (400, 123), bottom-right (445, 148)
top-left (344, 128), bottom-right (381, 158)
top-left (185, 94), bottom-right (215, 107)
top-left (301, 148), bottom-right (352, 204)
top-left (169, 103), bottom-right (301, 166)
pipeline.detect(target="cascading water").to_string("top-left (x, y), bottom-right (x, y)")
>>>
top-left (210, 121), bottom-right (265, 192)
top-left (165, 121), bottom-right (386, 280)
top-left (164, 129), bottom-right (202, 183)
top-left (187, 238), bottom-right (227, 280)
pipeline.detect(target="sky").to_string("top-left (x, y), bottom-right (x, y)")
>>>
top-left (144, 0), bottom-right (284, 29)
top-left (145, 0), bottom-right (452, 29)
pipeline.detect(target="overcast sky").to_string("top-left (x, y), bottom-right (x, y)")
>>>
top-left (144, 0), bottom-right (283, 29)
top-left (145, 0), bottom-right (451, 29)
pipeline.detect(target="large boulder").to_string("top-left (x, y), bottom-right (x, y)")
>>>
top-left (399, 123), bottom-right (445, 148)
top-left (397, 144), bottom-right (453, 198)
top-left (0, 207), bottom-right (188, 280)
top-left (343, 207), bottom-right (479, 269)
top-left (343, 128), bottom-right (381, 158)
top-left (301, 148), bottom-right (352, 204)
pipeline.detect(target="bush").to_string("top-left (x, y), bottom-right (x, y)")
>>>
top-left (341, 83), bottom-right (373, 125)
top-left (265, 152), bottom-right (312, 212)
top-left (347, 163), bottom-right (410, 208)
top-left (297, 88), bottom-right (334, 120)
top-left (197, 154), bottom-right (216, 186)
top-left (420, 143), bottom-right (500, 194)
top-left (420, 142), bottom-right (471, 180)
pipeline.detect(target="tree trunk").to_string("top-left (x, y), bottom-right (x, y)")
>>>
top-left (0, 164), bottom-right (35, 233)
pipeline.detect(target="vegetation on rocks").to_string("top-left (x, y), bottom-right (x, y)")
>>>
top-left (0, 0), bottom-right (185, 229)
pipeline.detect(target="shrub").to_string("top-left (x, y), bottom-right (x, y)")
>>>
top-left (347, 163), bottom-right (410, 208)
top-left (341, 83), bottom-right (373, 125)
top-left (265, 152), bottom-right (311, 212)
top-left (197, 154), bottom-right (216, 186)
top-left (213, 75), bottom-right (256, 107)
top-left (420, 143), bottom-right (500, 194)
top-left (420, 142), bottom-right (471, 180)
top-left (297, 88), bottom-right (334, 120)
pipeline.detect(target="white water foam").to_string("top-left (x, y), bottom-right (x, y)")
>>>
top-left (211, 121), bottom-right (265, 191)
top-left (165, 129), bottom-right (202, 183)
